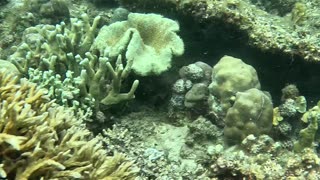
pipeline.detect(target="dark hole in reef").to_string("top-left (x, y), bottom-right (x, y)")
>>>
top-left (129, 10), bottom-right (320, 109)
top-left (89, 0), bottom-right (118, 8)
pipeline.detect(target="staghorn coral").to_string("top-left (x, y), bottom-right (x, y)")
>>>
top-left (9, 13), bottom-right (100, 75)
top-left (0, 70), bottom-right (138, 179)
top-left (78, 54), bottom-right (139, 107)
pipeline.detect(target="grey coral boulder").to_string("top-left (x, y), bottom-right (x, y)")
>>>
top-left (224, 88), bottom-right (273, 145)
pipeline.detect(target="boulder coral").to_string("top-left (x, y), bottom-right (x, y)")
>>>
top-left (209, 55), bottom-right (261, 112)
top-left (224, 88), bottom-right (273, 145)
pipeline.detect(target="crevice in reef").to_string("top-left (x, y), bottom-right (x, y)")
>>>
top-left (132, 12), bottom-right (320, 107)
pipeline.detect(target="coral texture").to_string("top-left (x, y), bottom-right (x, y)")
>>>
top-left (0, 70), bottom-right (137, 179)
top-left (224, 88), bottom-right (273, 145)
top-left (209, 55), bottom-right (261, 112)
top-left (294, 105), bottom-right (319, 152)
top-left (91, 12), bottom-right (184, 76)
top-left (8, 14), bottom-right (139, 111)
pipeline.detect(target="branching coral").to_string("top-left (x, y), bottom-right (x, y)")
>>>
top-left (9, 13), bottom-right (100, 75)
top-left (79, 54), bottom-right (139, 108)
top-left (8, 14), bottom-right (139, 112)
top-left (0, 70), bottom-right (138, 179)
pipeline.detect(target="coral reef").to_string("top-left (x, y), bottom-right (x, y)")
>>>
top-left (8, 13), bottom-right (139, 112)
top-left (116, 0), bottom-right (320, 62)
top-left (1, 0), bottom-right (320, 179)
top-left (185, 116), bottom-right (223, 146)
top-left (9, 13), bottom-right (100, 74)
top-left (250, 0), bottom-right (298, 16)
top-left (0, 0), bottom-right (73, 57)
top-left (294, 104), bottom-right (319, 152)
top-left (102, 110), bottom-right (223, 179)
top-left (281, 84), bottom-right (300, 101)
top-left (0, 60), bottom-right (19, 75)
top-left (0, 70), bottom-right (137, 179)
top-left (208, 135), bottom-right (320, 179)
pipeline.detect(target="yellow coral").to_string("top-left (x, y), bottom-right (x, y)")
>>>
top-left (273, 107), bottom-right (283, 126)
top-left (0, 70), bottom-right (138, 179)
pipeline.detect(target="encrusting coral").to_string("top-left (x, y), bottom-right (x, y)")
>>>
top-left (208, 135), bottom-right (320, 179)
top-left (0, 70), bottom-right (138, 179)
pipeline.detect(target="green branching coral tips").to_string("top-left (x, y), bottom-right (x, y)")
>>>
top-left (78, 54), bottom-right (139, 108)
top-left (100, 55), bottom-right (139, 106)
top-left (91, 13), bottom-right (184, 76)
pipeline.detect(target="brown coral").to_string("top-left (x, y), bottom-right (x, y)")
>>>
top-left (0, 70), bottom-right (138, 179)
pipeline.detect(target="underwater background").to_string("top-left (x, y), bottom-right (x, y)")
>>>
top-left (1, 0), bottom-right (320, 179)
